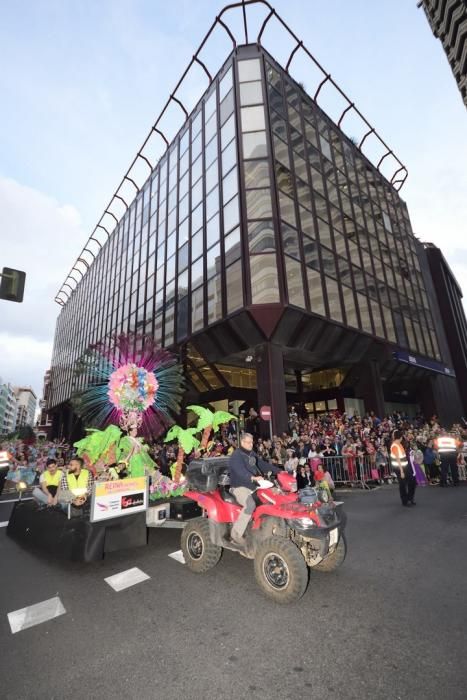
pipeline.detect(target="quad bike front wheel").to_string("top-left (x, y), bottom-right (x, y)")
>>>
top-left (312, 533), bottom-right (347, 572)
top-left (181, 517), bottom-right (222, 573)
top-left (254, 537), bottom-right (308, 604)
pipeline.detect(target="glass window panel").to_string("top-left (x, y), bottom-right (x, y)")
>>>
top-left (285, 256), bottom-right (305, 308)
top-left (244, 160), bottom-right (270, 189)
top-left (167, 232), bottom-right (176, 258)
top-left (222, 167), bottom-right (238, 205)
top-left (205, 111), bottom-right (217, 144)
top-left (248, 220), bottom-right (276, 254)
top-left (293, 152), bottom-right (308, 182)
top-left (223, 194), bottom-right (239, 232)
top-left (299, 205), bottom-right (316, 237)
top-left (179, 149), bottom-right (189, 176)
top-left (191, 178), bottom-right (203, 207)
top-left (266, 62), bottom-right (281, 89)
top-left (296, 178), bottom-right (312, 211)
top-left (191, 256), bottom-right (204, 289)
top-left (321, 246), bottom-right (336, 278)
top-left (273, 135), bottom-right (290, 167)
top-left (178, 242), bottom-right (189, 272)
top-left (206, 186), bottom-right (219, 220)
top-left (207, 275), bottom-right (222, 324)
top-left (275, 161), bottom-right (293, 196)
top-left (177, 269), bottom-right (189, 298)
top-left (180, 127), bottom-right (189, 155)
top-left (224, 226), bottom-right (241, 264)
top-left (220, 88), bottom-right (234, 125)
top-left (278, 191), bottom-right (297, 228)
top-left (270, 108), bottom-right (287, 140)
top-left (222, 138), bottom-right (237, 174)
top-left (246, 188), bottom-right (273, 220)
top-left (205, 136), bottom-right (218, 167)
top-left (205, 159), bottom-right (218, 194)
top-left (240, 81), bottom-right (263, 106)
top-left (191, 286), bottom-right (204, 332)
top-left (307, 268), bottom-right (325, 316)
top-left (356, 293), bottom-right (372, 333)
top-left (243, 131), bottom-right (267, 159)
top-left (371, 300), bottom-right (385, 339)
top-left (250, 254), bottom-right (280, 303)
top-left (342, 286), bottom-right (359, 329)
top-left (192, 154), bottom-right (202, 184)
top-left (304, 236), bottom-right (320, 270)
top-left (314, 193), bottom-right (329, 222)
top-left (219, 66), bottom-right (233, 101)
top-left (205, 89), bottom-right (217, 119)
top-left (317, 218), bottom-right (332, 249)
top-left (176, 294), bottom-right (189, 340)
top-left (241, 106), bottom-right (266, 132)
top-left (191, 229), bottom-right (203, 259)
top-left (192, 202), bottom-right (203, 233)
top-left (226, 260), bottom-right (243, 314)
top-left (192, 111), bottom-right (202, 137)
top-left (281, 223), bottom-right (300, 259)
top-left (206, 243), bottom-right (221, 280)
top-left (221, 113), bottom-right (236, 150)
top-left (325, 276), bottom-right (343, 323)
top-left (238, 58), bottom-right (261, 82)
top-left (206, 213), bottom-right (220, 248)
top-left (191, 132), bottom-right (202, 161)
top-left (269, 86), bottom-right (285, 115)
top-left (179, 171), bottom-right (189, 199)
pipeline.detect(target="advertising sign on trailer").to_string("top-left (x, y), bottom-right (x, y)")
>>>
top-left (90, 477), bottom-right (148, 523)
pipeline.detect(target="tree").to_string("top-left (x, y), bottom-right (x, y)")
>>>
top-left (187, 405), bottom-right (237, 449)
top-left (164, 426), bottom-right (200, 482)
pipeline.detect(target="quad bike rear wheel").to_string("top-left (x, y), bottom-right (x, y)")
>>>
top-left (312, 533), bottom-right (347, 572)
top-left (254, 536), bottom-right (308, 603)
top-left (181, 517), bottom-right (222, 573)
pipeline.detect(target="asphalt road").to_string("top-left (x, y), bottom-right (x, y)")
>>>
top-left (1, 484), bottom-right (466, 700)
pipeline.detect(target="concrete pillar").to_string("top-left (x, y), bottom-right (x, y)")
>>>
top-left (255, 343), bottom-right (289, 437)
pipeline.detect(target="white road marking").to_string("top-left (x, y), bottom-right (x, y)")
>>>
top-left (7, 596), bottom-right (66, 634)
top-left (168, 549), bottom-right (186, 564)
top-left (0, 521), bottom-right (9, 528)
top-left (104, 567), bottom-right (150, 592)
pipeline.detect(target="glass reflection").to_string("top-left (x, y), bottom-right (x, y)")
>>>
top-left (248, 220), bottom-right (275, 254)
top-left (250, 254), bottom-right (280, 303)
top-left (246, 188), bottom-right (273, 220)
top-left (285, 256), bottom-right (305, 308)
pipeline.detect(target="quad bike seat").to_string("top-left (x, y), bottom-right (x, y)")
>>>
top-left (219, 486), bottom-right (239, 505)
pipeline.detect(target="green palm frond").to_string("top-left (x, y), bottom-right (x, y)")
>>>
top-left (212, 411), bottom-right (237, 432)
top-left (187, 405), bottom-right (214, 430)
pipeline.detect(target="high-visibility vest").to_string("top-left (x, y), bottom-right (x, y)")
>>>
top-left (43, 470), bottom-right (62, 488)
top-left (390, 442), bottom-right (408, 470)
top-left (435, 437), bottom-right (457, 454)
top-left (66, 469), bottom-right (89, 491)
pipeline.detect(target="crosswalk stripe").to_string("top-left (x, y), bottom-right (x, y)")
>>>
top-left (7, 596), bottom-right (66, 634)
top-left (104, 567), bottom-right (150, 592)
top-left (168, 550), bottom-right (186, 564)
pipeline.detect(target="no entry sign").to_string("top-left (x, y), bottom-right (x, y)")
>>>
top-left (260, 405), bottom-right (271, 421)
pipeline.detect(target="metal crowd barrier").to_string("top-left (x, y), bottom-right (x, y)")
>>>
top-left (319, 456), bottom-right (393, 490)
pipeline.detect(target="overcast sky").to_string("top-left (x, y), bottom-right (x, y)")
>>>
top-left (1, 0), bottom-right (466, 400)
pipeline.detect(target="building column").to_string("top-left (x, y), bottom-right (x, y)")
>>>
top-left (255, 343), bottom-right (288, 436)
top-left (355, 360), bottom-right (385, 418)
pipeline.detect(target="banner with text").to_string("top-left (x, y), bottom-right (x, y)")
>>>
top-left (90, 477), bottom-right (148, 523)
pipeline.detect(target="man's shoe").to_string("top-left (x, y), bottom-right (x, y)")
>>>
top-left (402, 502), bottom-right (409, 507)
top-left (408, 501), bottom-right (416, 506)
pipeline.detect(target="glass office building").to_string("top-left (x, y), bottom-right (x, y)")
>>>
top-left (49, 43), bottom-right (464, 438)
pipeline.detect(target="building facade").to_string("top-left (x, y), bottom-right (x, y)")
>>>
top-left (48, 41), bottom-right (465, 437)
top-left (419, 0), bottom-right (467, 107)
top-left (423, 242), bottom-right (467, 414)
top-left (14, 387), bottom-right (37, 430)
top-left (0, 379), bottom-right (18, 436)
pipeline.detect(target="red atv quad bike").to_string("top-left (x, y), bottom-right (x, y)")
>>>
top-left (181, 457), bottom-right (347, 603)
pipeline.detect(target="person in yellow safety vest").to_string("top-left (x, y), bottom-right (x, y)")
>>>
top-left (58, 456), bottom-right (93, 510)
top-left (32, 458), bottom-right (63, 506)
top-left (390, 430), bottom-right (416, 507)
top-left (435, 434), bottom-right (460, 487)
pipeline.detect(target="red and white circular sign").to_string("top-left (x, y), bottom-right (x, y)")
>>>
top-left (260, 405), bottom-right (271, 421)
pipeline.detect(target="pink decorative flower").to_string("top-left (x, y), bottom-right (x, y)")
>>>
top-left (108, 363), bottom-right (159, 412)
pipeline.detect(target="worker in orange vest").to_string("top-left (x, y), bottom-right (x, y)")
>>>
top-left (435, 434), bottom-right (460, 487)
top-left (390, 430), bottom-right (416, 506)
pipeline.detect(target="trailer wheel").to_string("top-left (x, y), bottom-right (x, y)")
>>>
top-left (254, 537), bottom-right (308, 604)
top-left (181, 517), bottom-right (222, 573)
top-left (312, 533), bottom-right (347, 572)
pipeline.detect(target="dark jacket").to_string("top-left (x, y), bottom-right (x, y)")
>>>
top-left (229, 447), bottom-right (279, 489)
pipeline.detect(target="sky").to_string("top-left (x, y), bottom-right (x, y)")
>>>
top-left (0, 0), bottom-right (466, 400)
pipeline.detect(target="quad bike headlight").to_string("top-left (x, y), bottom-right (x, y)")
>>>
top-left (289, 517), bottom-right (316, 529)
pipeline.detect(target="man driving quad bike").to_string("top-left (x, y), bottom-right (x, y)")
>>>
top-left (229, 432), bottom-right (281, 546)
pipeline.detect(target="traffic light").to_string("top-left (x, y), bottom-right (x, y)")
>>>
top-left (0, 267), bottom-right (26, 303)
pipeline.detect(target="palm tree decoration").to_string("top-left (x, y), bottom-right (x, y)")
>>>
top-left (164, 426), bottom-right (200, 483)
top-left (187, 405), bottom-right (237, 450)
